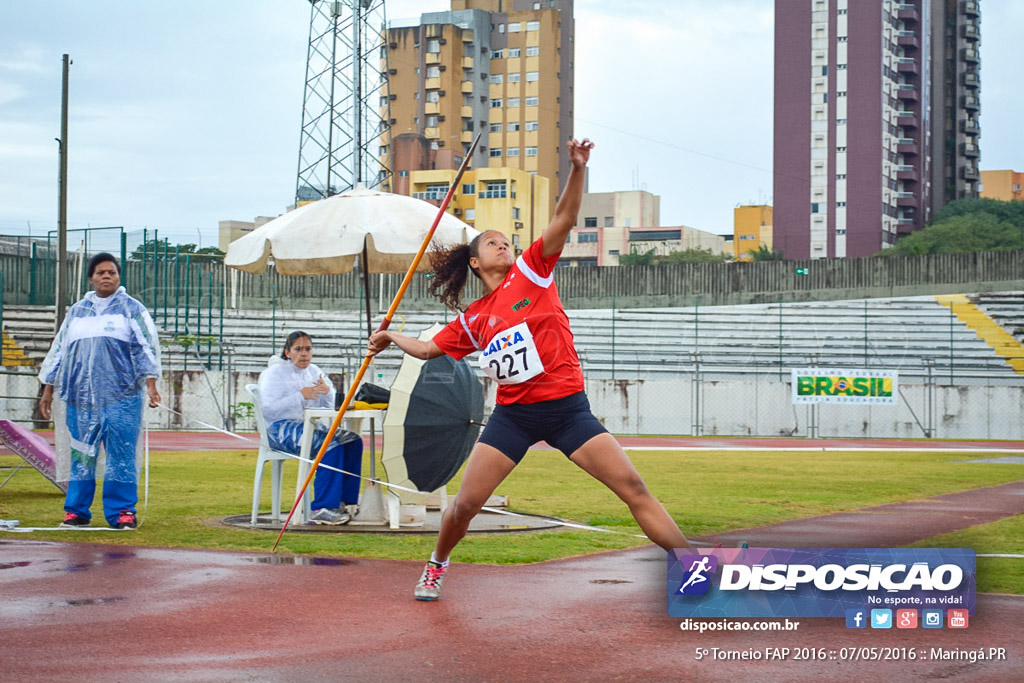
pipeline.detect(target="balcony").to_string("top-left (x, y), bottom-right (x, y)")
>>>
top-left (461, 130), bottom-right (474, 143)
top-left (897, 138), bottom-right (918, 155)
top-left (461, 105), bottom-right (473, 118)
top-left (961, 71), bottom-right (980, 88)
top-left (962, 1), bottom-right (979, 18)
top-left (961, 95), bottom-right (980, 111)
top-left (897, 3), bottom-right (919, 22)
top-left (424, 127), bottom-right (440, 139)
top-left (895, 57), bottom-right (919, 74)
top-left (896, 110), bottom-right (918, 128)
top-left (461, 80), bottom-right (473, 93)
top-left (961, 47), bottom-right (979, 63)
top-left (461, 29), bottom-right (474, 42)
top-left (896, 31), bottom-right (919, 49)
top-left (960, 119), bottom-right (980, 135)
top-left (425, 77), bottom-right (441, 90)
top-left (896, 165), bottom-right (919, 182)
top-left (960, 143), bottom-right (979, 158)
top-left (412, 190), bottom-right (448, 201)
top-left (895, 84), bottom-right (918, 102)
top-left (961, 23), bottom-right (979, 41)
top-left (896, 192), bottom-right (919, 208)
top-left (462, 56), bottom-right (474, 69)
top-left (961, 165), bottom-right (979, 180)
top-left (425, 102), bottom-right (440, 115)
top-left (426, 52), bottom-right (441, 65)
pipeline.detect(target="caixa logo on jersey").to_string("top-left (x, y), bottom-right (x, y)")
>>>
top-left (667, 548), bottom-right (976, 618)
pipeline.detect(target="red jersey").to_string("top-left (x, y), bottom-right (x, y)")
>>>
top-left (432, 237), bottom-right (584, 405)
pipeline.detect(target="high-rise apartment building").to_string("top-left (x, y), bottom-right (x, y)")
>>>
top-left (733, 204), bottom-right (774, 261)
top-left (980, 170), bottom-right (1023, 202)
top-left (773, 0), bottom-right (980, 259)
top-left (383, 1), bottom-right (573, 218)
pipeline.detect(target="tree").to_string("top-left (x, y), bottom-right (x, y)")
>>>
top-left (658, 248), bottom-right (732, 264)
top-left (883, 212), bottom-right (1024, 255)
top-left (933, 198), bottom-right (1024, 226)
top-left (617, 247), bottom-right (658, 266)
top-left (130, 240), bottom-right (225, 261)
top-left (747, 244), bottom-right (785, 261)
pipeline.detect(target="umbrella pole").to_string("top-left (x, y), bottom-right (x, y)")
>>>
top-left (272, 133), bottom-right (482, 551)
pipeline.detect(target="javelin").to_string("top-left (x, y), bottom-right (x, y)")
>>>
top-left (273, 133), bottom-right (482, 551)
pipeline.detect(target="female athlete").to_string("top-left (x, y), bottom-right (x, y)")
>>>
top-left (369, 138), bottom-right (693, 601)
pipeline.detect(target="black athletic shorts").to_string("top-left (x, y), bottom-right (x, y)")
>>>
top-left (478, 391), bottom-right (609, 465)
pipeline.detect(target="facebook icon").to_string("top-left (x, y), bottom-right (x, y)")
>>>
top-left (845, 608), bottom-right (867, 629)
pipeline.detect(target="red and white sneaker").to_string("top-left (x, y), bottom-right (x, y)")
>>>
top-left (60, 512), bottom-right (89, 528)
top-left (115, 510), bottom-right (137, 529)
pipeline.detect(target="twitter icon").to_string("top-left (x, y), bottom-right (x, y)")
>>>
top-left (870, 609), bottom-right (893, 629)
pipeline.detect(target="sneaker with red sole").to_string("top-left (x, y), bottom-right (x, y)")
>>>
top-left (115, 510), bottom-right (137, 529)
top-left (59, 512), bottom-right (89, 528)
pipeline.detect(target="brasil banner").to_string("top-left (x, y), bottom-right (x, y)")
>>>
top-left (791, 368), bottom-right (898, 405)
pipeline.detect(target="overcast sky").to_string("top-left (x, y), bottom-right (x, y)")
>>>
top-left (1, 1), bottom-right (1021, 249)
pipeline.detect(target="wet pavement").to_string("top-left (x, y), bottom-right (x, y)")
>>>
top-left (3, 476), bottom-right (1024, 681)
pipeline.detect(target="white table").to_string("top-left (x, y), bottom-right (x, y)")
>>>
top-left (294, 408), bottom-right (384, 523)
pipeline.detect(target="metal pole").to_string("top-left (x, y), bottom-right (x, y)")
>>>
top-left (778, 295), bottom-right (783, 379)
top-left (29, 242), bottom-right (37, 305)
top-left (271, 275), bottom-right (277, 356)
top-left (141, 228), bottom-right (148, 305)
top-left (863, 299), bottom-right (869, 366)
top-left (174, 245), bottom-right (180, 337)
top-left (611, 292), bottom-right (616, 382)
top-left (163, 238), bottom-right (169, 327)
top-left (120, 230), bottom-right (127, 289)
top-left (218, 265), bottom-right (225, 371)
top-left (353, 0), bottom-right (363, 186)
top-left (55, 54), bottom-right (71, 332)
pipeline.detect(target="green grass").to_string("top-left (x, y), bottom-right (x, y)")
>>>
top-left (1, 447), bottom-right (1022, 592)
top-left (911, 513), bottom-right (1024, 595)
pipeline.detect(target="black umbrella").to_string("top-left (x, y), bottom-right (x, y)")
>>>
top-left (382, 324), bottom-right (484, 496)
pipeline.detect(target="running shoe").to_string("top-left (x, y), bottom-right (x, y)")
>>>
top-left (308, 507), bottom-right (350, 525)
top-left (414, 560), bottom-right (448, 601)
top-left (115, 511), bottom-right (137, 529)
top-left (60, 512), bottom-right (89, 528)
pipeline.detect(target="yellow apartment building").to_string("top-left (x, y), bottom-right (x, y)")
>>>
top-left (980, 170), bottom-right (1024, 202)
top-left (732, 204), bottom-right (774, 261)
top-left (409, 167), bottom-right (550, 251)
top-left (383, 1), bottom-right (573, 217)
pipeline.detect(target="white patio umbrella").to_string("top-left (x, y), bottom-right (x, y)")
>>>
top-left (224, 184), bottom-right (478, 276)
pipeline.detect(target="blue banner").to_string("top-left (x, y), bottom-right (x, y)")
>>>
top-left (668, 548), bottom-right (975, 619)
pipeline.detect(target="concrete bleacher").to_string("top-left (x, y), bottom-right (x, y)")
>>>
top-left (4, 294), bottom-right (1024, 379)
top-left (976, 292), bottom-right (1024, 343)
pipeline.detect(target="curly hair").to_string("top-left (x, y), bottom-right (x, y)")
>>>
top-left (427, 232), bottom-right (486, 311)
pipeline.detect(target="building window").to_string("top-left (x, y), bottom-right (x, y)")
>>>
top-left (509, 48), bottom-right (521, 58)
top-left (629, 230), bottom-right (681, 241)
top-left (837, 91), bottom-right (847, 97)
top-left (837, 146), bottom-right (847, 152)
top-left (811, 203), bottom-right (821, 213)
top-left (526, 46), bottom-right (539, 57)
top-left (427, 39), bottom-right (440, 52)
top-left (498, 23), bottom-right (505, 33)
top-left (603, 216), bottom-right (614, 227)
top-left (490, 74), bottom-right (504, 84)
top-left (525, 146), bottom-right (538, 156)
top-left (508, 122), bottom-right (520, 132)
top-left (490, 98), bottom-right (503, 108)
top-left (481, 181), bottom-right (507, 197)
top-left (525, 120), bottom-right (539, 131)
top-left (525, 96), bottom-right (539, 106)
top-left (507, 147), bottom-right (520, 157)
top-left (584, 217), bottom-right (598, 227)
top-left (426, 91), bottom-right (440, 103)
top-left (465, 208), bottom-right (476, 220)
top-left (462, 184), bottom-right (475, 194)
top-left (512, 207), bottom-right (521, 219)
top-left (838, 36), bottom-right (848, 42)
top-left (578, 232), bottom-right (598, 242)
top-left (525, 71), bottom-right (539, 82)
top-left (426, 66), bottom-right (440, 78)
top-left (489, 123), bottom-right (502, 132)
top-left (426, 116), bottom-right (438, 127)
top-left (489, 148), bottom-right (502, 157)
top-left (508, 22), bottom-right (521, 33)
top-left (508, 72), bottom-right (521, 83)
top-left (491, 49), bottom-right (504, 59)
top-left (526, 21), bottom-right (540, 31)
top-left (507, 97), bottom-right (520, 107)
top-left (398, 170), bottom-right (409, 177)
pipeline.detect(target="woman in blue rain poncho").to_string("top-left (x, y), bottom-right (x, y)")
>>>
top-left (258, 331), bottom-right (363, 525)
top-left (38, 253), bottom-right (161, 529)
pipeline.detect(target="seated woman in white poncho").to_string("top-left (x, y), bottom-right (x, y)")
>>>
top-left (258, 331), bottom-right (362, 525)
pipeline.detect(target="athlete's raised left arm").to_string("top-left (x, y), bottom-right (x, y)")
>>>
top-left (541, 138), bottom-right (594, 258)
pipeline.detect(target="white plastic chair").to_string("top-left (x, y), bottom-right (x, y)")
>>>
top-left (246, 383), bottom-right (293, 525)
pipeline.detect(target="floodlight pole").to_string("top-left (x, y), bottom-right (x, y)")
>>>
top-left (55, 54), bottom-right (71, 331)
